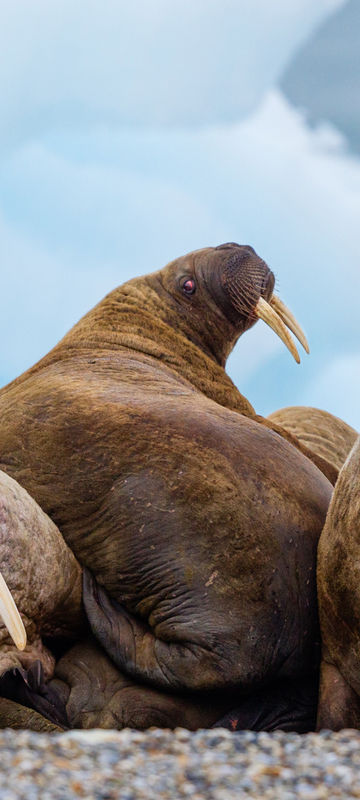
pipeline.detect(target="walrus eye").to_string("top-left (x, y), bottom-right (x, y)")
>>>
top-left (181, 278), bottom-right (196, 296)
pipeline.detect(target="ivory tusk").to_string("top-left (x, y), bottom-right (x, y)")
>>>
top-left (0, 571), bottom-right (27, 651)
top-left (254, 296), bottom-right (300, 364)
top-left (270, 296), bottom-right (310, 354)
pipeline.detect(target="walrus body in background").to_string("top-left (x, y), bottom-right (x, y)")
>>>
top-left (317, 436), bottom-right (360, 730)
top-left (0, 244), bottom-right (333, 730)
top-left (0, 469), bottom-right (83, 730)
top-left (268, 406), bottom-right (358, 474)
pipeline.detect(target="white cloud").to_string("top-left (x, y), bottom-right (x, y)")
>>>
top-left (0, 0), bottom-right (345, 145)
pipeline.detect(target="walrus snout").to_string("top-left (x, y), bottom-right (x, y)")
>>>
top-left (210, 243), bottom-right (309, 363)
top-left (207, 243), bottom-right (272, 325)
top-left (220, 246), bottom-right (272, 316)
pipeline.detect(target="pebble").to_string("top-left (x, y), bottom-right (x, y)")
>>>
top-left (1, 728), bottom-right (360, 799)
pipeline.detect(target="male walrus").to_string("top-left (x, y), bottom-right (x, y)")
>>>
top-left (0, 243), bottom-right (333, 729)
top-left (317, 435), bottom-right (360, 730)
top-left (268, 406), bottom-right (358, 475)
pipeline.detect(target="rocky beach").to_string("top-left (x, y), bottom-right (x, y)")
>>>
top-left (1, 727), bottom-right (360, 799)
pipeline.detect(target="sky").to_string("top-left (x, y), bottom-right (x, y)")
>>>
top-left (1, 0), bottom-right (359, 429)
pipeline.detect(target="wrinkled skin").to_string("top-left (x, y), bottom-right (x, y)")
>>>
top-left (0, 244), bottom-right (333, 729)
top-left (268, 406), bottom-right (358, 476)
top-left (317, 436), bottom-right (360, 730)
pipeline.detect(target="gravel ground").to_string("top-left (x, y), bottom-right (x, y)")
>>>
top-left (0, 728), bottom-right (360, 799)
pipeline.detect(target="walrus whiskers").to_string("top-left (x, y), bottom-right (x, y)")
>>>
top-left (270, 296), bottom-right (310, 354)
top-left (0, 571), bottom-right (27, 651)
top-left (254, 296), bottom-right (301, 363)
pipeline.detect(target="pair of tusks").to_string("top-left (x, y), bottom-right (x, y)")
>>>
top-left (254, 295), bottom-right (309, 364)
top-left (0, 571), bottom-right (27, 650)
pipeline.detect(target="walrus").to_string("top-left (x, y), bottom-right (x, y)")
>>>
top-left (268, 406), bottom-right (358, 474)
top-left (0, 243), bottom-right (333, 730)
top-left (317, 435), bottom-right (360, 730)
top-left (0, 469), bottom-right (84, 729)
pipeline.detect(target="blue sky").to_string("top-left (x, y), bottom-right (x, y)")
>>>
top-left (1, 0), bottom-right (359, 428)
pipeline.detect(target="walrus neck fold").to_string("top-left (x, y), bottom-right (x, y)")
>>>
top-left (105, 288), bottom-right (255, 416)
top-left (146, 273), bottom-right (241, 369)
top-left (18, 279), bottom-right (255, 420)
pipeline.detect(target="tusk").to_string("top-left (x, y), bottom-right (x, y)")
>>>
top-left (254, 296), bottom-right (300, 364)
top-left (0, 571), bottom-right (27, 651)
top-left (270, 296), bottom-right (309, 354)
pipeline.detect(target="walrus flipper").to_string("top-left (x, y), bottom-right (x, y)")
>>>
top-left (0, 697), bottom-right (65, 732)
top-left (0, 660), bottom-right (68, 729)
top-left (83, 569), bottom-right (227, 692)
top-left (51, 637), bottom-right (235, 730)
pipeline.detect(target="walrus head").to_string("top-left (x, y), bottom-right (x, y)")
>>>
top-left (155, 243), bottom-right (309, 365)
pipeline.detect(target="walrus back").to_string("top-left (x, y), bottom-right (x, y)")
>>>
top-left (0, 349), bottom-right (332, 693)
top-left (268, 406), bottom-right (358, 473)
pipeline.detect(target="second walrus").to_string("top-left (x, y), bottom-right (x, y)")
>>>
top-left (0, 243), bottom-right (333, 729)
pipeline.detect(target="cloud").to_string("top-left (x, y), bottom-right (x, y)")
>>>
top-left (0, 0), bottom-right (346, 145)
top-left (0, 152), bottom-right (228, 384)
top-left (0, 143), bottom-right (229, 267)
top-left (0, 209), bottom-right (121, 382)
